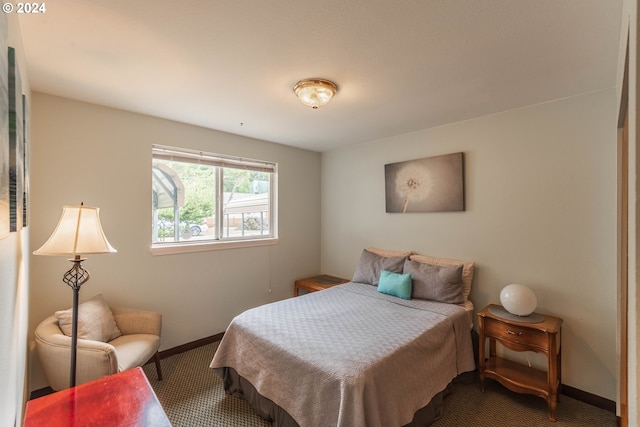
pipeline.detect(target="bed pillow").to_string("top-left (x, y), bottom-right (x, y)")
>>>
top-left (404, 259), bottom-right (464, 303)
top-left (55, 294), bottom-right (122, 342)
top-left (366, 247), bottom-right (414, 258)
top-left (377, 269), bottom-right (413, 300)
top-left (352, 249), bottom-right (408, 286)
top-left (408, 254), bottom-right (475, 302)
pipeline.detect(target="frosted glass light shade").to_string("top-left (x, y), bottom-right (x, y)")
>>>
top-left (293, 78), bottom-right (338, 109)
top-left (499, 283), bottom-right (537, 316)
top-left (33, 205), bottom-right (117, 256)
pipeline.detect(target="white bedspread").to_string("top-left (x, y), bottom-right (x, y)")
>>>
top-left (210, 282), bottom-right (475, 427)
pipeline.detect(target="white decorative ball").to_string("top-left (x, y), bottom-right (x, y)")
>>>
top-left (500, 283), bottom-right (537, 316)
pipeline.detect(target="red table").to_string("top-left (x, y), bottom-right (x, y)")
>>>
top-left (24, 367), bottom-right (171, 427)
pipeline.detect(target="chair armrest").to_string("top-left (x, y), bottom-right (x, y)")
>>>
top-left (34, 315), bottom-right (119, 390)
top-left (111, 306), bottom-right (162, 336)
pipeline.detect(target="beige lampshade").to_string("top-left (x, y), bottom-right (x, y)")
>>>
top-left (33, 205), bottom-right (117, 256)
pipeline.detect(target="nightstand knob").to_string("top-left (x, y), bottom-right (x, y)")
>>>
top-left (506, 330), bottom-right (523, 336)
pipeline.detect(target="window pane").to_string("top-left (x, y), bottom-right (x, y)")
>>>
top-left (221, 168), bottom-right (271, 238)
top-left (152, 159), bottom-right (216, 243)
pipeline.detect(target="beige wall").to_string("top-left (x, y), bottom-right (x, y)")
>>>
top-left (320, 89), bottom-right (618, 400)
top-left (28, 93), bottom-right (322, 390)
top-left (1, 13), bottom-right (31, 427)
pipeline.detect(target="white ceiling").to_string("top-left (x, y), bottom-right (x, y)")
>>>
top-left (18, 0), bottom-right (622, 153)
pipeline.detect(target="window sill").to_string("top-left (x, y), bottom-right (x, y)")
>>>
top-left (150, 237), bottom-right (278, 256)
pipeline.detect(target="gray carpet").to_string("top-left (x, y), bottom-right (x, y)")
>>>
top-left (143, 343), bottom-right (616, 427)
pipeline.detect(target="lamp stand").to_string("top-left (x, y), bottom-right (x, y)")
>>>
top-left (62, 255), bottom-right (90, 388)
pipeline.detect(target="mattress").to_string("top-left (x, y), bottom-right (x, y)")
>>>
top-left (211, 282), bottom-right (475, 427)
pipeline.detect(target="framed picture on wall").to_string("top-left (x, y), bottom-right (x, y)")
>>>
top-left (385, 152), bottom-right (465, 213)
top-left (22, 94), bottom-right (29, 227)
top-left (0, 18), bottom-right (9, 239)
top-left (8, 46), bottom-right (23, 232)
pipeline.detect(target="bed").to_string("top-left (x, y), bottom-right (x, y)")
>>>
top-left (210, 249), bottom-right (476, 427)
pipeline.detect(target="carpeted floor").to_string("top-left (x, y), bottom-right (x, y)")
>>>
top-left (143, 343), bottom-right (617, 427)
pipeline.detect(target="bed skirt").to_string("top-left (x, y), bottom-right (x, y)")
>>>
top-left (215, 366), bottom-right (455, 427)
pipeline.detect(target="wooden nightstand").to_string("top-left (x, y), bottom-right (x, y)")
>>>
top-left (478, 304), bottom-right (563, 422)
top-left (294, 274), bottom-right (349, 296)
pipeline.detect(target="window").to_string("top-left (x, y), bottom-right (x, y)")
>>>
top-left (151, 145), bottom-right (277, 254)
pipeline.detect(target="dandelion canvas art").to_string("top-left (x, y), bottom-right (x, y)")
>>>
top-left (385, 152), bottom-right (464, 213)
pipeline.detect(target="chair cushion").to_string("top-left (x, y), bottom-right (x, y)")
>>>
top-left (110, 334), bottom-right (160, 372)
top-left (55, 294), bottom-right (122, 342)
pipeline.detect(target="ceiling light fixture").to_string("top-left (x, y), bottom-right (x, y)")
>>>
top-left (293, 78), bottom-right (338, 109)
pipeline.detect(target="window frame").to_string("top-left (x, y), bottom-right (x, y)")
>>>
top-left (150, 145), bottom-right (278, 255)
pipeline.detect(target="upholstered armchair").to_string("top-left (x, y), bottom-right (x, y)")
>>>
top-left (35, 295), bottom-right (163, 391)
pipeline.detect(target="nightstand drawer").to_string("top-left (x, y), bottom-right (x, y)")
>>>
top-left (484, 317), bottom-right (549, 353)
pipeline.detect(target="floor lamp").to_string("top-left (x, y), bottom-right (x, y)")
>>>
top-left (33, 204), bottom-right (117, 388)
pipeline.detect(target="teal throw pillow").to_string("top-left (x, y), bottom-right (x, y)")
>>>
top-left (377, 269), bottom-right (412, 300)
